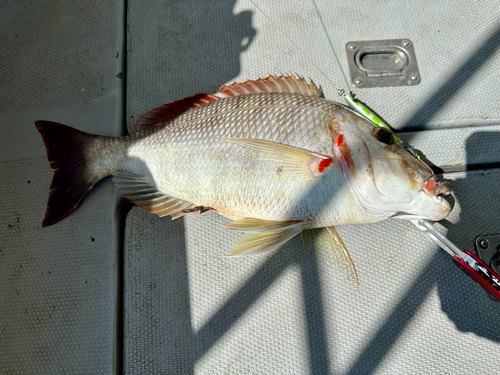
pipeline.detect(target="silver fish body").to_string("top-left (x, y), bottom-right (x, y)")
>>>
top-left (91, 92), bottom-right (374, 228)
top-left (36, 75), bottom-right (453, 283)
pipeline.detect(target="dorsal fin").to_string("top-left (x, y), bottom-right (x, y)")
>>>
top-left (133, 74), bottom-right (323, 133)
top-left (214, 74), bottom-right (324, 99)
top-left (133, 93), bottom-right (219, 132)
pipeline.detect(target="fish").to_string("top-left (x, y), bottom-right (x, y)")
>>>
top-left (35, 74), bottom-right (453, 284)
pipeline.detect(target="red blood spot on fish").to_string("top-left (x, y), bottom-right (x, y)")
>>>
top-left (208, 207), bottom-right (219, 214)
top-left (336, 134), bottom-right (344, 147)
top-left (318, 157), bottom-right (333, 173)
top-left (334, 133), bottom-right (352, 169)
top-left (196, 206), bottom-right (219, 214)
top-left (422, 178), bottom-right (438, 194)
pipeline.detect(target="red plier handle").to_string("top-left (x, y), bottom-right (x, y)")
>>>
top-left (452, 249), bottom-right (500, 302)
top-left (412, 220), bottom-right (500, 302)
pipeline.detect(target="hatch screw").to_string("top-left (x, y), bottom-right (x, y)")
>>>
top-left (402, 40), bottom-right (410, 47)
top-left (479, 239), bottom-right (489, 249)
top-left (411, 75), bottom-right (419, 81)
top-left (354, 78), bottom-right (362, 85)
top-left (348, 44), bottom-right (356, 50)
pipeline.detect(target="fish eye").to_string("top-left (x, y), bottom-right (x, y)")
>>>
top-left (373, 127), bottom-right (395, 145)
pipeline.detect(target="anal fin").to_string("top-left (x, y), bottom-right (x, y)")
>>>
top-left (112, 172), bottom-right (195, 219)
top-left (224, 218), bottom-right (304, 256)
top-left (301, 226), bottom-right (359, 286)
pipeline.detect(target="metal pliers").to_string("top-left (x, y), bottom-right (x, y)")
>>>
top-left (412, 219), bottom-right (500, 302)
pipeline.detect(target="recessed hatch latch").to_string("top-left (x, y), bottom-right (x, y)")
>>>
top-left (345, 39), bottom-right (421, 88)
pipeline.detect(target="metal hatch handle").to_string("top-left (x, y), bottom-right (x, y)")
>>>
top-left (354, 46), bottom-right (408, 77)
top-left (346, 39), bottom-right (421, 88)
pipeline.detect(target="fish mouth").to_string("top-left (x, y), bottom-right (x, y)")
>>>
top-left (421, 177), bottom-right (453, 204)
top-left (398, 177), bottom-right (453, 221)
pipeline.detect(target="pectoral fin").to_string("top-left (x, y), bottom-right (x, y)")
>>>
top-left (218, 138), bottom-right (333, 178)
top-left (112, 172), bottom-right (196, 219)
top-left (301, 226), bottom-right (359, 286)
top-left (225, 218), bottom-right (304, 256)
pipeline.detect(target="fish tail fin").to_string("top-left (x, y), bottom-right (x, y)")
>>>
top-left (35, 120), bottom-right (101, 227)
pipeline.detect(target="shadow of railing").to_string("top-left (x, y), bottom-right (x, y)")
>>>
top-left (437, 131), bottom-right (500, 341)
top-left (398, 20), bottom-right (500, 132)
top-left (344, 21), bottom-right (500, 375)
top-left (344, 132), bottom-right (500, 375)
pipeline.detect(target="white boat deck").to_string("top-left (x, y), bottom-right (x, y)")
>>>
top-left (1, 1), bottom-right (500, 373)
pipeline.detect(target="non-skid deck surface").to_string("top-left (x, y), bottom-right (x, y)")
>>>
top-left (124, 168), bottom-right (500, 374)
top-left (1, 0), bottom-right (499, 374)
top-left (0, 1), bottom-right (124, 373)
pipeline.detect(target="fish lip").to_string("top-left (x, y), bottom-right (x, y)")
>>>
top-left (436, 181), bottom-right (453, 197)
top-left (420, 177), bottom-right (453, 218)
top-left (421, 177), bottom-right (453, 199)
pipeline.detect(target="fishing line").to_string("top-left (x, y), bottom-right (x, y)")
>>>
top-left (248, 0), bottom-right (338, 91)
top-left (247, 0), bottom-right (409, 144)
top-left (309, 0), bottom-right (351, 96)
top-left (303, 0), bottom-right (408, 144)
top-left (305, 0), bottom-right (405, 141)
top-left (248, 1), bottom-right (435, 172)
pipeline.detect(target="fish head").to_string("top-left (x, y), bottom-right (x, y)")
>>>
top-left (333, 108), bottom-right (453, 221)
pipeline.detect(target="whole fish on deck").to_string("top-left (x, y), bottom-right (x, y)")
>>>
top-left (35, 75), bottom-right (453, 284)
